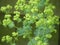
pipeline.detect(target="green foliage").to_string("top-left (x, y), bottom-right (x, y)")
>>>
top-left (0, 0), bottom-right (59, 45)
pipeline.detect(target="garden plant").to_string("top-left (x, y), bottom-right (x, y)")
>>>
top-left (0, 0), bottom-right (59, 45)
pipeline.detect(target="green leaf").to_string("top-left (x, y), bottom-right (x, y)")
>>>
top-left (8, 22), bottom-right (15, 28)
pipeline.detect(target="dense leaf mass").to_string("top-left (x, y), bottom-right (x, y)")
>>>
top-left (0, 0), bottom-right (59, 45)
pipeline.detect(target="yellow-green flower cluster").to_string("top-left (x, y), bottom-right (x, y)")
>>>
top-left (13, 11), bottom-right (21, 22)
top-left (3, 14), bottom-right (12, 27)
top-left (1, 35), bottom-right (12, 43)
top-left (12, 32), bottom-right (18, 37)
top-left (0, 5), bottom-right (12, 13)
top-left (1, 32), bottom-right (18, 43)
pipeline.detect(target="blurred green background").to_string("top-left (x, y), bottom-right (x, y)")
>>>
top-left (0, 0), bottom-right (59, 45)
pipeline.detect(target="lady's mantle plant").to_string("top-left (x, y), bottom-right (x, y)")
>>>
top-left (0, 0), bottom-right (59, 45)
